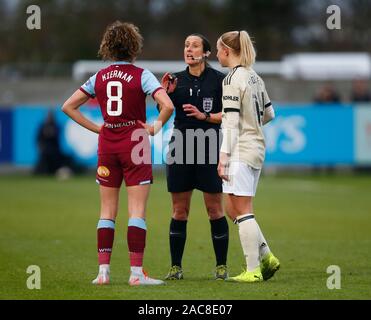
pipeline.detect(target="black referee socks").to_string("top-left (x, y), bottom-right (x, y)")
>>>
top-left (210, 216), bottom-right (229, 266)
top-left (169, 218), bottom-right (188, 268)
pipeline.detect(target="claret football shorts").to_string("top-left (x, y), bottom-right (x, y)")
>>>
top-left (96, 152), bottom-right (153, 188)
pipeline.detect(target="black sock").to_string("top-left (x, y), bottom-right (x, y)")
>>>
top-left (210, 216), bottom-right (229, 266)
top-left (169, 218), bottom-right (187, 268)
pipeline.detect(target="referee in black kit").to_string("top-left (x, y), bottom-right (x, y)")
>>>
top-left (161, 33), bottom-right (229, 281)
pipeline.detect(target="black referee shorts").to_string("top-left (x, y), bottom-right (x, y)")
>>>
top-left (165, 129), bottom-right (222, 193)
top-left (166, 162), bottom-right (222, 193)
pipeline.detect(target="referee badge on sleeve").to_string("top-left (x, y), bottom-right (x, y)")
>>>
top-left (203, 97), bottom-right (213, 112)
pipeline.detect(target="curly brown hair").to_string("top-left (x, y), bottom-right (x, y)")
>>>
top-left (98, 21), bottom-right (143, 62)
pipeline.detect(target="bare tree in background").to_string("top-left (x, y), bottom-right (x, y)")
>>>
top-left (0, 0), bottom-right (370, 76)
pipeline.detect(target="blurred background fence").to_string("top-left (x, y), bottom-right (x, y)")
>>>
top-left (1, 102), bottom-right (371, 169)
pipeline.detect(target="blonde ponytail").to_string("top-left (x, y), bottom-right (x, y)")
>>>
top-left (239, 31), bottom-right (256, 67)
top-left (219, 30), bottom-right (256, 67)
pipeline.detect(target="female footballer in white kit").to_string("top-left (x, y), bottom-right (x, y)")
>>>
top-left (216, 30), bottom-right (280, 282)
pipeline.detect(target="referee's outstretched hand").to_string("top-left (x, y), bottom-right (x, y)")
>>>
top-left (183, 104), bottom-right (206, 120)
top-left (161, 72), bottom-right (177, 94)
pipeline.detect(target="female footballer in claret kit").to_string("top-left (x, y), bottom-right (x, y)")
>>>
top-left (216, 30), bottom-right (280, 282)
top-left (62, 21), bottom-right (174, 286)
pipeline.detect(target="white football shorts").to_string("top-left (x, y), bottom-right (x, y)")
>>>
top-left (222, 161), bottom-right (261, 197)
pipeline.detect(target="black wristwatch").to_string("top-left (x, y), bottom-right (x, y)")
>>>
top-left (203, 112), bottom-right (210, 121)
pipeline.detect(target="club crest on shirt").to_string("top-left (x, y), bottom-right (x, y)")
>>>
top-left (97, 166), bottom-right (110, 177)
top-left (203, 97), bottom-right (213, 112)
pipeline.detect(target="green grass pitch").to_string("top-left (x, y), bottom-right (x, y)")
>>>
top-left (0, 171), bottom-right (370, 300)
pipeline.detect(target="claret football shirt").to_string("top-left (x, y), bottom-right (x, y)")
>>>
top-left (80, 61), bottom-right (162, 154)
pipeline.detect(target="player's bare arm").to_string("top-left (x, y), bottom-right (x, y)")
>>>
top-left (61, 90), bottom-right (102, 134)
top-left (139, 88), bottom-right (174, 136)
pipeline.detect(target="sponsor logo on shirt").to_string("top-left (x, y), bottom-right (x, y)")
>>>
top-left (223, 95), bottom-right (239, 102)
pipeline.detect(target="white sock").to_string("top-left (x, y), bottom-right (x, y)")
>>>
top-left (237, 214), bottom-right (260, 271)
top-left (99, 264), bottom-right (110, 274)
top-left (256, 222), bottom-right (271, 259)
top-left (130, 266), bottom-right (143, 276)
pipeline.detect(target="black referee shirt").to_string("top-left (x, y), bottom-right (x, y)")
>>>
top-left (169, 66), bottom-right (225, 131)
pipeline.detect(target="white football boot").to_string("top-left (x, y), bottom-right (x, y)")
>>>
top-left (92, 265), bottom-right (110, 285)
top-left (128, 270), bottom-right (164, 286)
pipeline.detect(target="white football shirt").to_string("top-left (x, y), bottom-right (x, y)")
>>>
top-left (221, 66), bottom-right (273, 169)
